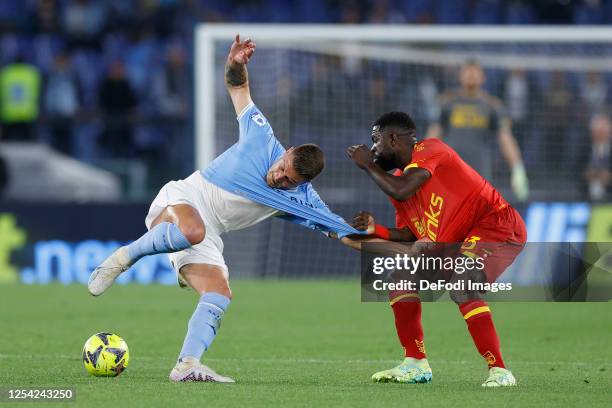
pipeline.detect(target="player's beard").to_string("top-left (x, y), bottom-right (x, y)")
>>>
top-left (374, 154), bottom-right (396, 172)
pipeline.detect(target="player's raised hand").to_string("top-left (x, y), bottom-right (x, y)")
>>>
top-left (347, 144), bottom-right (374, 170)
top-left (228, 34), bottom-right (256, 66)
top-left (352, 211), bottom-right (375, 234)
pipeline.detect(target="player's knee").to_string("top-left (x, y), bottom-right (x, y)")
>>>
top-left (180, 223), bottom-right (206, 245)
top-left (199, 282), bottom-right (232, 300)
top-left (216, 285), bottom-right (232, 300)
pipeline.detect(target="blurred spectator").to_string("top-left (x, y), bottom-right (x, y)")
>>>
top-left (419, 74), bottom-right (440, 124)
top-left (533, 0), bottom-right (574, 23)
top-left (0, 0), bottom-right (28, 31)
top-left (396, 0), bottom-right (433, 23)
top-left (580, 72), bottom-right (608, 116)
top-left (573, 0), bottom-right (605, 24)
top-left (367, 0), bottom-right (403, 24)
top-left (97, 60), bottom-right (138, 156)
top-left (368, 74), bottom-right (394, 120)
top-left (0, 57), bottom-right (42, 141)
top-left (151, 44), bottom-right (189, 118)
top-left (504, 69), bottom-right (529, 144)
top-left (539, 72), bottom-right (573, 164)
top-left (505, 0), bottom-right (537, 24)
top-left (43, 52), bottom-right (81, 154)
top-left (426, 60), bottom-right (528, 201)
top-left (434, 0), bottom-right (469, 24)
top-left (62, 0), bottom-right (108, 49)
top-left (124, 27), bottom-right (158, 98)
top-left (0, 0), bottom-right (607, 203)
top-left (584, 114), bottom-right (612, 200)
top-left (0, 153), bottom-right (7, 198)
top-left (339, 0), bottom-right (363, 23)
top-left (471, 0), bottom-right (503, 24)
top-left (505, 69), bottom-right (528, 124)
top-left (29, 0), bottom-right (61, 33)
top-left (290, 58), bottom-right (336, 133)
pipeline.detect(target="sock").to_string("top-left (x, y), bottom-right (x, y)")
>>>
top-left (389, 290), bottom-right (426, 360)
top-left (178, 292), bottom-right (231, 361)
top-left (459, 300), bottom-right (505, 368)
top-left (126, 222), bottom-right (191, 262)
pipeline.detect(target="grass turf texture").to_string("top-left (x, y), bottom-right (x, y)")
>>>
top-left (0, 282), bottom-right (610, 408)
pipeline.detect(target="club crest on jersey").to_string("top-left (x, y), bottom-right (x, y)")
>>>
top-left (413, 219), bottom-right (426, 237)
top-left (251, 111), bottom-right (267, 127)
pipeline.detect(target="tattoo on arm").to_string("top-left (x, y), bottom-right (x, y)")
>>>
top-left (225, 61), bottom-right (247, 87)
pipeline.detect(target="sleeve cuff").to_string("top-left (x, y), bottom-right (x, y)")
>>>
top-left (374, 224), bottom-right (390, 240)
top-left (237, 102), bottom-right (255, 121)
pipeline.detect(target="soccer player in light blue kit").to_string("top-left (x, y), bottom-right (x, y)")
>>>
top-left (88, 35), bottom-right (359, 382)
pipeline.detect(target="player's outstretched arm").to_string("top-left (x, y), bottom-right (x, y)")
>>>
top-left (225, 34), bottom-right (255, 116)
top-left (340, 236), bottom-right (387, 251)
top-left (340, 236), bottom-right (426, 256)
top-left (351, 211), bottom-right (416, 242)
top-left (340, 210), bottom-right (418, 251)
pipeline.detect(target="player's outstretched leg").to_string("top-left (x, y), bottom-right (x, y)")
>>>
top-left (88, 204), bottom-right (203, 296)
top-left (88, 221), bottom-right (192, 295)
top-left (169, 264), bottom-right (235, 383)
top-left (458, 300), bottom-right (517, 387)
top-left (372, 291), bottom-right (432, 384)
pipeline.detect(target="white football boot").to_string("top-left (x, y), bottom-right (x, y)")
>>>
top-left (482, 367), bottom-right (517, 387)
top-left (169, 357), bottom-right (235, 383)
top-left (88, 246), bottom-right (133, 296)
top-left (371, 357), bottom-right (433, 383)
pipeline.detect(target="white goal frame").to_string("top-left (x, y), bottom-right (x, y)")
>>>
top-left (195, 24), bottom-right (612, 169)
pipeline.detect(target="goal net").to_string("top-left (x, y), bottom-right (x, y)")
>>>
top-left (195, 25), bottom-right (612, 278)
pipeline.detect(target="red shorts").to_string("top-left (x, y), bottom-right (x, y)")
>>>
top-left (459, 205), bottom-right (527, 283)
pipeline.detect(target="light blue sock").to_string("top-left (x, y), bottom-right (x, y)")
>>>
top-left (126, 222), bottom-right (191, 262)
top-left (178, 292), bottom-right (231, 361)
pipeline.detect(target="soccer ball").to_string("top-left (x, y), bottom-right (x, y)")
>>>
top-left (82, 332), bottom-right (130, 377)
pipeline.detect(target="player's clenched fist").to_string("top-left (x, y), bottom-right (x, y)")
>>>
top-left (347, 144), bottom-right (374, 169)
top-left (227, 34), bottom-right (256, 66)
top-left (351, 211), bottom-right (375, 234)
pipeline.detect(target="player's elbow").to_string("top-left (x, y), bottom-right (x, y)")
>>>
top-left (388, 189), bottom-right (413, 202)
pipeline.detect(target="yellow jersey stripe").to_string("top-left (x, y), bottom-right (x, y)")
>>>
top-left (403, 163), bottom-right (418, 172)
top-left (389, 293), bottom-right (419, 305)
top-left (463, 306), bottom-right (491, 320)
top-left (461, 250), bottom-right (478, 259)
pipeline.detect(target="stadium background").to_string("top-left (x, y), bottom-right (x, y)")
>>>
top-left (1, 1), bottom-right (612, 283)
top-left (0, 2), bottom-right (611, 407)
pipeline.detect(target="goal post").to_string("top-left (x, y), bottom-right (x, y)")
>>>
top-left (194, 24), bottom-right (612, 278)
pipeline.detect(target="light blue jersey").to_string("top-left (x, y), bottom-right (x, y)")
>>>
top-left (201, 103), bottom-right (360, 237)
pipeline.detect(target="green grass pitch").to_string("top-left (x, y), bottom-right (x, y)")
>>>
top-left (0, 281), bottom-right (610, 407)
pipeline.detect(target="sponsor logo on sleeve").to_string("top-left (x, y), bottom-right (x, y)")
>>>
top-left (250, 112), bottom-right (267, 127)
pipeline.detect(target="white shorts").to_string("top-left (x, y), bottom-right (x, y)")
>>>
top-left (145, 172), bottom-right (229, 277)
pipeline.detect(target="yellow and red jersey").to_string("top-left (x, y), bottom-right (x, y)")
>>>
top-left (390, 139), bottom-right (510, 243)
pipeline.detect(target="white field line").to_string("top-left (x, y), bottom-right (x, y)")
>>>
top-left (0, 354), bottom-right (607, 367)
